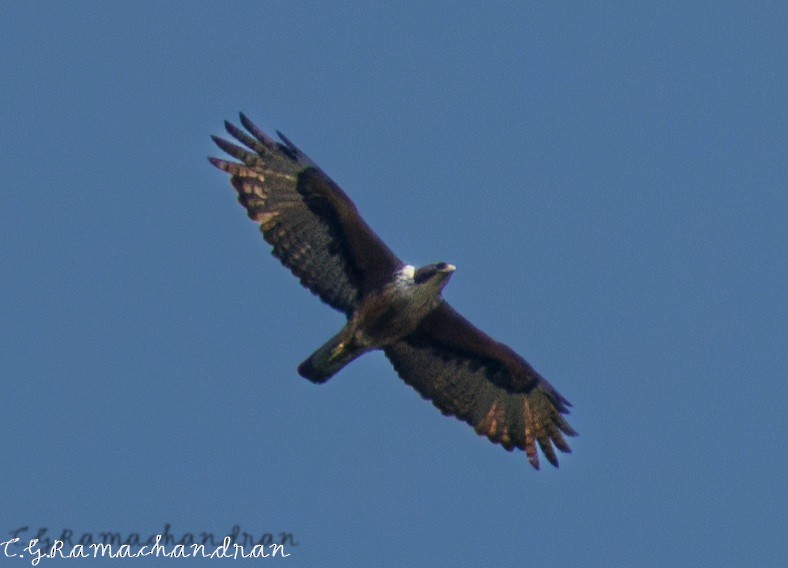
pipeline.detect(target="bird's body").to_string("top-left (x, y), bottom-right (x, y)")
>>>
top-left (210, 114), bottom-right (577, 469)
top-left (354, 264), bottom-right (456, 347)
top-left (298, 263), bottom-right (456, 382)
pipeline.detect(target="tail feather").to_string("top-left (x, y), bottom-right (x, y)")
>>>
top-left (297, 331), bottom-right (367, 384)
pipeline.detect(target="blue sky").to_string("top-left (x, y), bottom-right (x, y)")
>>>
top-left (1, 2), bottom-right (785, 566)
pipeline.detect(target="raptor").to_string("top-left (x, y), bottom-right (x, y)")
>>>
top-left (209, 114), bottom-right (577, 469)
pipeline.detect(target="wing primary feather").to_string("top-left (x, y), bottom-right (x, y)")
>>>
top-left (553, 412), bottom-right (578, 437)
top-left (551, 391), bottom-right (573, 412)
top-left (208, 157), bottom-right (245, 175)
top-left (522, 397), bottom-right (540, 469)
top-left (210, 135), bottom-right (263, 167)
top-left (238, 112), bottom-right (279, 150)
top-left (276, 130), bottom-right (296, 149)
top-left (224, 120), bottom-right (270, 156)
top-left (275, 130), bottom-right (311, 164)
top-left (547, 419), bottom-right (572, 454)
top-left (538, 434), bottom-right (559, 468)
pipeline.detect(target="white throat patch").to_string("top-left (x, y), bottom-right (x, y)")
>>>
top-left (396, 264), bottom-right (416, 284)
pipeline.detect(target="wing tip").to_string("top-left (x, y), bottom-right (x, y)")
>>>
top-left (238, 112), bottom-right (278, 149)
top-left (238, 111), bottom-right (252, 127)
top-left (210, 134), bottom-right (230, 151)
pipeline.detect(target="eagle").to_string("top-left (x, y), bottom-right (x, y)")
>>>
top-left (209, 114), bottom-right (577, 469)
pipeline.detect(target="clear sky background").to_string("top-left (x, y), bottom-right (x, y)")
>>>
top-left (1, 2), bottom-right (785, 566)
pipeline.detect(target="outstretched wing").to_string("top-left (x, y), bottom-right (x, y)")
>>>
top-left (209, 114), bottom-right (402, 316)
top-left (384, 303), bottom-right (577, 469)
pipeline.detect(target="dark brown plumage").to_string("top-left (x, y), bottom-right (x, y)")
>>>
top-left (210, 114), bottom-right (577, 469)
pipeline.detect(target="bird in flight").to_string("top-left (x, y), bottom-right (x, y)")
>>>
top-left (209, 114), bottom-right (577, 469)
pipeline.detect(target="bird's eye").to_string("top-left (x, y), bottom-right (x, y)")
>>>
top-left (413, 269), bottom-right (433, 284)
top-left (436, 263), bottom-right (447, 270)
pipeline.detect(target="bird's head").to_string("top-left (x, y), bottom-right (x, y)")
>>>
top-left (413, 262), bottom-right (456, 291)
